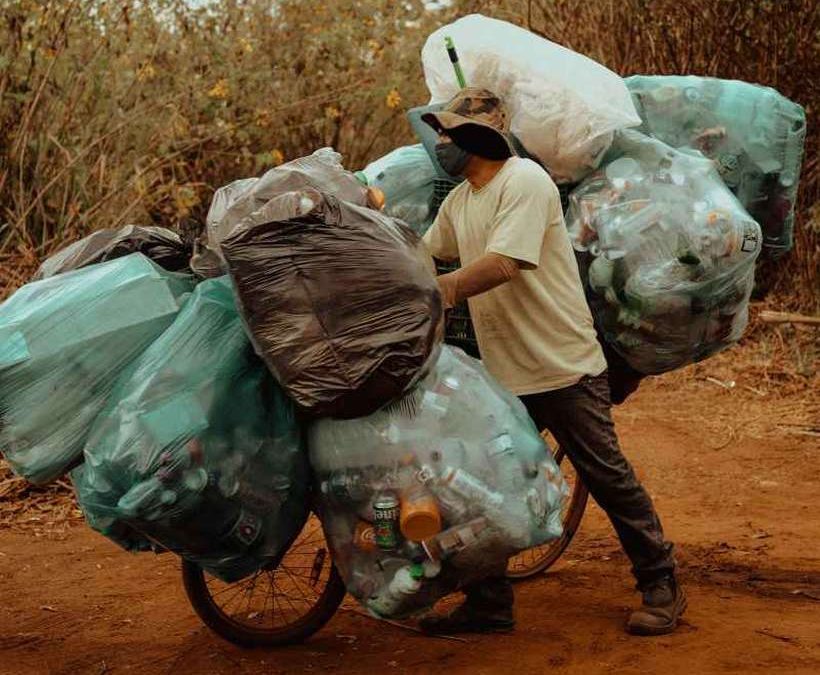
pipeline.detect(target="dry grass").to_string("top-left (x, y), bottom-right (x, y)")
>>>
top-left (0, 0), bottom-right (448, 264)
top-left (2, 1), bottom-right (818, 311)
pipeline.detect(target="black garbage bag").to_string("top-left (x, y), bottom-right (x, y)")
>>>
top-left (33, 225), bottom-right (191, 280)
top-left (221, 188), bottom-right (443, 419)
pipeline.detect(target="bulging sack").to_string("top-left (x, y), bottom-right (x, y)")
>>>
top-left (566, 131), bottom-right (762, 375)
top-left (206, 148), bottom-right (368, 250)
top-left (33, 225), bottom-right (192, 280)
top-left (73, 277), bottom-right (309, 582)
top-left (626, 75), bottom-right (806, 256)
top-left (422, 14), bottom-right (640, 183)
top-left (0, 254), bottom-right (194, 484)
top-left (360, 145), bottom-right (437, 235)
top-left (220, 188), bottom-right (443, 419)
top-left (309, 346), bottom-right (567, 619)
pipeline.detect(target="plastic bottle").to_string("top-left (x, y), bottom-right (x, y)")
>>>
top-left (441, 467), bottom-right (504, 509)
top-left (367, 563), bottom-right (424, 617)
top-left (486, 433), bottom-right (524, 491)
top-left (430, 484), bottom-right (470, 524)
top-left (422, 517), bottom-right (489, 562)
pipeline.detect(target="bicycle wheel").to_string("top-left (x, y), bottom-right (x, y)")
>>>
top-left (182, 512), bottom-right (346, 647)
top-left (506, 444), bottom-right (589, 580)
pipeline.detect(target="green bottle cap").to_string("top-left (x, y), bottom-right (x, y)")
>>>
top-left (409, 562), bottom-right (425, 580)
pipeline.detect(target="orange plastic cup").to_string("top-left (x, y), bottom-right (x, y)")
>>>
top-left (400, 489), bottom-right (442, 541)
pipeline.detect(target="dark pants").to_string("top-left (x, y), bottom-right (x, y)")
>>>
top-left (465, 370), bottom-right (676, 611)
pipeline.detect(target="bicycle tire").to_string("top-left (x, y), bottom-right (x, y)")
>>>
top-left (506, 446), bottom-right (589, 580)
top-left (181, 514), bottom-right (346, 648)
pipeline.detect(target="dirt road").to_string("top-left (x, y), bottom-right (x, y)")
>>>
top-left (1, 374), bottom-right (818, 675)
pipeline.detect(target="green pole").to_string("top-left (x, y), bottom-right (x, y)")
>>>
top-left (444, 36), bottom-right (467, 89)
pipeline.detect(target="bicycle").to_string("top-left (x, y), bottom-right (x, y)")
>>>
top-left (180, 439), bottom-right (589, 647)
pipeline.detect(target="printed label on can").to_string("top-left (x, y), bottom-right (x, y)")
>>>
top-left (373, 497), bottom-right (400, 550)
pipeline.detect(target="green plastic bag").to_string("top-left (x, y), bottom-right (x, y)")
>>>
top-left (626, 75), bottom-right (806, 255)
top-left (73, 277), bottom-right (309, 583)
top-left (360, 145), bottom-right (437, 234)
top-left (0, 254), bottom-right (194, 484)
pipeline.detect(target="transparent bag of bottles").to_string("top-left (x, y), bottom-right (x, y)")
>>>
top-left (0, 254), bottom-right (194, 484)
top-left (72, 276), bottom-right (309, 583)
top-left (626, 75), bottom-right (806, 256)
top-left (360, 145), bottom-right (437, 235)
top-left (309, 346), bottom-right (567, 619)
top-left (566, 130), bottom-right (762, 375)
top-left (422, 14), bottom-right (640, 183)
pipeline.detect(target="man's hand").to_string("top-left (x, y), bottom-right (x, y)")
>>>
top-left (437, 272), bottom-right (459, 311)
top-left (436, 253), bottom-right (521, 310)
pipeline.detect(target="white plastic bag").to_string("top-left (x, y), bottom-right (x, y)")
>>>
top-left (422, 14), bottom-right (640, 183)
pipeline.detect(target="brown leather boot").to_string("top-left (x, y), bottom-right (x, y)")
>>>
top-left (627, 576), bottom-right (687, 636)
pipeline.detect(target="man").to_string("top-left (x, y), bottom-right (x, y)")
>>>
top-left (417, 88), bottom-right (685, 637)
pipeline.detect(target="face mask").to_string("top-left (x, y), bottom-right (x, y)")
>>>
top-left (435, 141), bottom-right (471, 177)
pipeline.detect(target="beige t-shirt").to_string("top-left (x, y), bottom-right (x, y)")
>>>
top-left (423, 157), bottom-right (606, 395)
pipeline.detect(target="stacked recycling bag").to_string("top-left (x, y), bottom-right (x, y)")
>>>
top-left (422, 14), bottom-right (641, 183)
top-left (73, 277), bottom-right (309, 582)
top-left (33, 225), bottom-right (192, 280)
top-left (310, 346), bottom-right (567, 619)
top-left (626, 76), bottom-right (806, 255)
top-left (219, 186), bottom-right (443, 419)
top-left (206, 147), bottom-right (370, 253)
top-left (359, 145), bottom-right (438, 234)
top-left (0, 254), bottom-right (194, 484)
top-left (566, 130), bottom-right (762, 375)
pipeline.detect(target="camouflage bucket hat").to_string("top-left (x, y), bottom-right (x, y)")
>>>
top-left (421, 87), bottom-right (517, 159)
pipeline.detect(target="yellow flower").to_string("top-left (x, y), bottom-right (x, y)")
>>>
top-left (385, 88), bottom-right (402, 110)
top-left (137, 63), bottom-right (156, 82)
top-left (239, 37), bottom-right (254, 54)
top-left (208, 79), bottom-right (230, 100)
top-left (271, 149), bottom-right (285, 166)
top-left (324, 106), bottom-right (342, 120)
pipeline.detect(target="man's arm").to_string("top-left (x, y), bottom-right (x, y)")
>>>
top-left (436, 253), bottom-right (521, 310)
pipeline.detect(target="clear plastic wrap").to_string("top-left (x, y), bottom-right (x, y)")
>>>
top-left (422, 14), bottom-right (640, 183)
top-left (361, 145), bottom-right (437, 234)
top-left (566, 131), bottom-right (762, 375)
top-left (72, 276), bottom-right (309, 582)
top-left (309, 346), bottom-right (567, 619)
top-left (626, 75), bottom-right (806, 255)
top-left (33, 225), bottom-right (192, 280)
top-left (220, 188), bottom-right (443, 419)
top-left (0, 254), bottom-right (194, 484)
top-left (206, 148), bottom-right (368, 250)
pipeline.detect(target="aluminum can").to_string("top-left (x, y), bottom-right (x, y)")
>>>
top-left (373, 493), bottom-right (401, 550)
